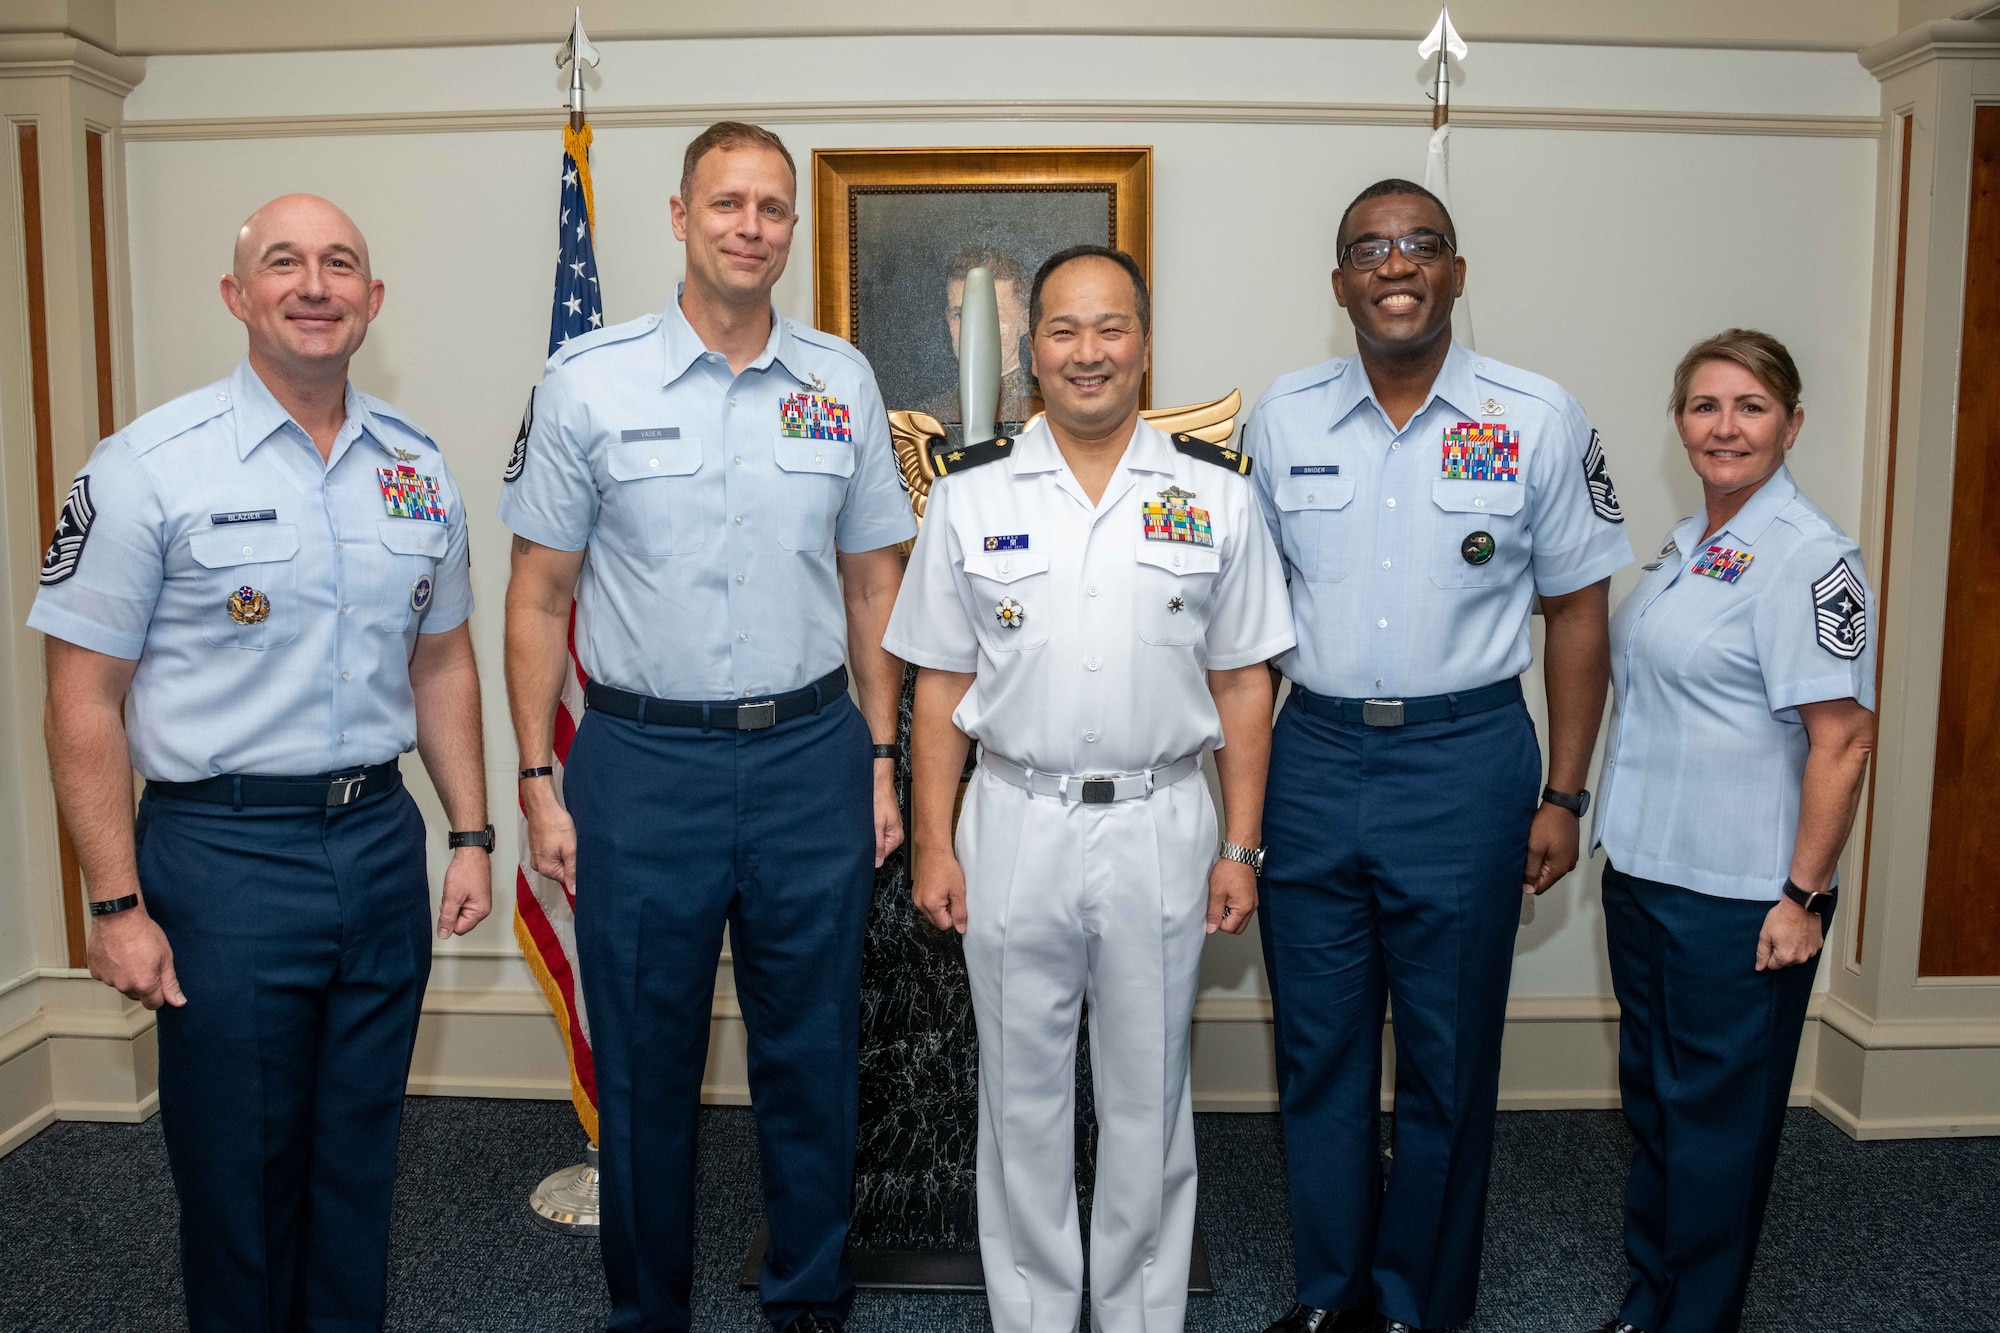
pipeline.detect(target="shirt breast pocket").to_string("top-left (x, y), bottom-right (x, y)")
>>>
top-left (1136, 542), bottom-right (1221, 647)
top-left (188, 524), bottom-right (301, 650)
top-left (604, 437), bottom-right (705, 556)
top-left (774, 436), bottom-right (856, 552)
top-left (962, 550), bottom-right (1050, 652)
top-left (1272, 474), bottom-right (1355, 583)
top-left (374, 520), bottom-right (449, 632)
top-left (1430, 480), bottom-right (1526, 589)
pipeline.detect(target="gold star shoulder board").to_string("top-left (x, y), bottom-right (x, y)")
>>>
top-left (930, 435), bottom-right (1015, 477)
top-left (1172, 432), bottom-right (1252, 476)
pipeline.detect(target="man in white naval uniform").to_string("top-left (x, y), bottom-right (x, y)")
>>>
top-left (885, 245), bottom-right (1295, 1333)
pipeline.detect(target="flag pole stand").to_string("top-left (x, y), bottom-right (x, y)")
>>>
top-left (530, 1142), bottom-right (601, 1234)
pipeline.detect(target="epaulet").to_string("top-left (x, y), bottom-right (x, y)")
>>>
top-left (548, 312), bottom-right (659, 368)
top-left (1471, 355), bottom-right (1569, 413)
top-left (123, 382), bottom-right (235, 456)
top-left (1252, 357), bottom-right (1348, 411)
top-left (783, 318), bottom-right (870, 371)
top-left (929, 435), bottom-right (1015, 478)
top-left (356, 391), bottom-right (439, 452)
top-left (1172, 432), bottom-right (1253, 477)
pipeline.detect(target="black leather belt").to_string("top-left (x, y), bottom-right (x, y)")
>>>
top-left (585, 666), bottom-right (847, 732)
top-left (1294, 676), bottom-right (1522, 728)
top-left (146, 759), bottom-right (401, 808)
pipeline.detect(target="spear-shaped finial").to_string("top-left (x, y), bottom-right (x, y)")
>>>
top-left (557, 8), bottom-right (601, 132)
top-left (1418, 4), bottom-right (1468, 131)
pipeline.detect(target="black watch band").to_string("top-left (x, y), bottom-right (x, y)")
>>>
top-left (448, 824), bottom-right (496, 852)
top-left (518, 766), bottom-right (554, 780)
top-left (1541, 784), bottom-right (1591, 817)
top-left (871, 744), bottom-right (899, 760)
top-left (1783, 878), bottom-right (1833, 914)
top-left (89, 894), bottom-right (141, 917)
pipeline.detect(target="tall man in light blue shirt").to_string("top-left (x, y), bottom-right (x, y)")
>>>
top-left (32, 194), bottom-right (492, 1332)
top-left (1246, 180), bottom-right (1634, 1333)
top-left (501, 122), bottom-right (913, 1333)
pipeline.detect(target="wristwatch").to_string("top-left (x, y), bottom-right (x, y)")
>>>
top-left (1782, 878), bottom-right (1834, 915)
top-left (1541, 785), bottom-right (1591, 817)
top-left (1219, 842), bottom-right (1266, 876)
top-left (448, 824), bottom-right (496, 853)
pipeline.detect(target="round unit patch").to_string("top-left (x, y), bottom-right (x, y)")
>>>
top-left (228, 586), bottom-right (271, 625)
top-left (1461, 531), bottom-right (1496, 566)
top-left (411, 575), bottom-right (434, 613)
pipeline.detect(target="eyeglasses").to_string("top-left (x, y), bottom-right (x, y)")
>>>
top-left (1340, 232), bottom-right (1456, 271)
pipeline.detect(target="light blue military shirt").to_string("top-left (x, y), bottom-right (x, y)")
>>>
top-left (1592, 467), bottom-right (1875, 901)
top-left (1247, 342), bottom-right (1634, 698)
top-left (497, 291), bottom-right (916, 699)
top-left (27, 359), bottom-right (475, 784)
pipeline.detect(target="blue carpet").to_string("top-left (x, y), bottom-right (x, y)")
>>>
top-left (0, 1102), bottom-right (1994, 1331)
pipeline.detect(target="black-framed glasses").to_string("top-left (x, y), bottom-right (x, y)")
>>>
top-left (1340, 232), bottom-right (1456, 271)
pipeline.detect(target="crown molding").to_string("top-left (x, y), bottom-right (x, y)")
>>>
top-left (0, 33), bottom-right (145, 97)
top-left (1859, 17), bottom-right (2000, 77)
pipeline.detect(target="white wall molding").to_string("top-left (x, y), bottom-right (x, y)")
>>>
top-left (119, 98), bottom-right (1882, 144)
top-left (0, 33), bottom-right (147, 97)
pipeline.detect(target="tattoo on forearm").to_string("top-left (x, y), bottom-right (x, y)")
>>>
top-left (513, 536), bottom-right (533, 555)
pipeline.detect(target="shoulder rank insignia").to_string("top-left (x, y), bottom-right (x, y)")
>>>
top-left (930, 435), bottom-right (1014, 477)
top-left (1171, 432), bottom-right (1252, 476)
top-left (1811, 559), bottom-right (1867, 660)
top-left (39, 476), bottom-right (94, 586)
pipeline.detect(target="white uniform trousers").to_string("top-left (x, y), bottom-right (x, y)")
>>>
top-left (958, 761), bottom-right (1216, 1333)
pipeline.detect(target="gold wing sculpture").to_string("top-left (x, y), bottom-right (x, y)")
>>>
top-left (888, 390), bottom-right (1242, 550)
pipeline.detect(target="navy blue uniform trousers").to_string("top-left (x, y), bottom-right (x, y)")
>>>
top-left (568, 696), bottom-right (874, 1333)
top-left (135, 776), bottom-right (432, 1333)
top-left (1260, 690), bottom-right (1541, 1329)
top-left (1602, 864), bottom-right (1827, 1333)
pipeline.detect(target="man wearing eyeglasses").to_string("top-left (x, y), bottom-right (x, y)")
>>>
top-left (1244, 179), bottom-right (1633, 1333)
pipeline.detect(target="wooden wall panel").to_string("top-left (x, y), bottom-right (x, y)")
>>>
top-left (1918, 105), bottom-right (2000, 978)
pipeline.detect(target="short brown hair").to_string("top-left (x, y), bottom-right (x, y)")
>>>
top-left (678, 121), bottom-right (797, 205)
top-left (1670, 328), bottom-right (1802, 416)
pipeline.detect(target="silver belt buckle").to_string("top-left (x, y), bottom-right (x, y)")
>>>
top-left (1361, 699), bottom-right (1406, 728)
top-left (326, 774), bottom-right (367, 806)
top-left (737, 700), bottom-right (778, 730)
top-left (1080, 776), bottom-right (1117, 804)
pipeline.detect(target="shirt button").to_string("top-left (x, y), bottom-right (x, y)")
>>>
top-left (1392, 440), bottom-right (1402, 451)
top-left (241, 545), bottom-right (253, 555)
top-left (1000, 559), bottom-right (1012, 574)
top-left (1087, 585), bottom-right (1099, 597)
top-left (1382, 559), bottom-right (1392, 569)
top-left (738, 631), bottom-right (749, 642)
top-left (339, 731), bottom-right (348, 743)
top-left (1378, 618), bottom-right (1389, 629)
top-left (1172, 553), bottom-right (1184, 567)
top-left (340, 671), bottom-right (351, 681)
top-left (1086, 657), bottom-right (1101, 671)
top-left (1474, 497), bottom-right (1486, 508)
top-left (734, 515), bottom-right (745, 525)
top-left (216, 391), bottom-right (229, 403)
top-left (734, 455), bottom-right (744, 465)
top-left (341, 605), bottom-right (351, 615)
top-left (728, 397), bottom-right (739, 406)
top-left (1083, 730), bottom-right (1098, 742)
top-left (814, 454), bottom-right (823, 464)
top-left (648, 457), bottom-right (660, 469)
top-left (1376, 678), bottom-right (1385, 688)
top-left (1386, 498), bottom-right (1397, 509)
top-left (735, 573), bottom-right (746, 584)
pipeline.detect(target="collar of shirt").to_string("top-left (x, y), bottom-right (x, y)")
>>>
top-left (229, 357), bottom-right (373, 467)
top-left (657, 283), bottom-right (812, 388)
top-left (1674, 464), bottom-right (1800, 555)
top-left (1323, 339), bottom-right (1484, 436)
top-left (1008, 416), bottom-right (1178, 509)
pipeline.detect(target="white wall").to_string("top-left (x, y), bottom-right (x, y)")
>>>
top-left (116, 34), bottom-right (1880, 1087)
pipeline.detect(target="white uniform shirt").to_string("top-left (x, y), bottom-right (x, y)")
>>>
top-left (883, 418), bottom-right (1295, 775)
top-left (27, 359), bottom-right (474, 783)
top-left (1592, 467), bottom-right (1875, 901)
top-left (1246, 342), bottom-right (1634, 698)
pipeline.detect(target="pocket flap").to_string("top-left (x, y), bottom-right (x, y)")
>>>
top-left (1274, 474), bottom-right (1355, 512)
top-left (774, 437), bottom-right (857, 479)
top-left (189, 523), bottom-right (299, 568)
top-left (1136, 542), bottom-right (1221, 575)
top-left (607, 437), bottom-right (701, 481)
top-left (963, 550), bottom-right (1049, 584)
top-left (1431, 479), bottom-right (1526, 517)
top-left (378, 520), bottom-right (449, 557)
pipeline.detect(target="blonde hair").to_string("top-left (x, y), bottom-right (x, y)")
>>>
top-left (1669, 328), bottom-right (1802, 417)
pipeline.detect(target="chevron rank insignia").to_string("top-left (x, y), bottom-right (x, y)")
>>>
top-left (1583, 430), bottom-right (1624, 523)
top-left (40, 476), bottom-right (94, 586)
top-left (1171, 433), bottom-right (1252, 476)
top-left (930, 435), bottom-right (1014, 476)
top-left (503, 387), bottom-right (533, 484)
top-left (1811, 559), bottom-right (1867, 660)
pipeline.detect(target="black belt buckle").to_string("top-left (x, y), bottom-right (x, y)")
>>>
top-left (326, 773), bottom-right (368, 806)
top-left (1081, 777), bottom-right (1117, 804)
top-left (1361, 699), bottom-right (1406, 728)
top-left (737, 700), bottom-right (778, 730)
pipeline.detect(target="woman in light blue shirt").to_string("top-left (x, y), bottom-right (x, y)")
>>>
top-left (1584, 330), bottom-right (1876, 1333)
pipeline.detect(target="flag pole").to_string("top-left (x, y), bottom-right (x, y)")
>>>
top-left (528, 7), bottom-right (604, 1237)
top-left (1419, 3), bottom-right (1474, 350)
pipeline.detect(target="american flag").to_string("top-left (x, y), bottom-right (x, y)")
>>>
top-left (511, 120), bottom-right (604, 1144)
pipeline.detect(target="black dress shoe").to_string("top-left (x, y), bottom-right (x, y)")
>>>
top-left (1262, 1303), bottom-right (1377, 1332)
top-left (773, 1316), bottom-right (844, 1333)
top-left (1586, 1323), bottom-right (1644, 1333)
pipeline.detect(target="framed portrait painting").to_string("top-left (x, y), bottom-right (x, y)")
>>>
top-left (811, 147), bottom-right (1152, 429)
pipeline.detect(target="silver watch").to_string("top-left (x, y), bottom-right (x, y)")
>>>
top-left (1219, 842), bottom-right (1266, 875)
